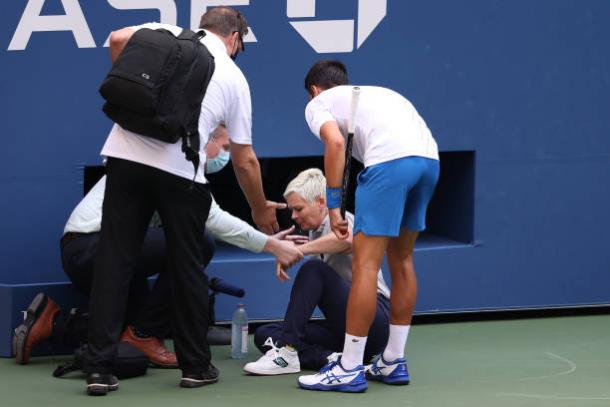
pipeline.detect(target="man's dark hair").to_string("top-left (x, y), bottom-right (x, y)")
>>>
top-left (304, 60), bottom-right (349, 94)
top-left (199, 7), bottom-right (248, 48)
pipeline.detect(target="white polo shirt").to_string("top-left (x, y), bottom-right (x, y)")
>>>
top-left (64, 176), bottom-right (269, 253)
top-left (101, 23), bottom-right (252, 183)
top-left (305, 86), bottom-right (438, 168)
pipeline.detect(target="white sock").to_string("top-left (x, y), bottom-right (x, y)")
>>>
top-left (383, 324), bottom-right (410, 361)
top-left (341, 333), bottom-right (367, 370)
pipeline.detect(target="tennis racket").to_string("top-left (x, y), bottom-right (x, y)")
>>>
top-left (340, 86), bottom-right (361, 218)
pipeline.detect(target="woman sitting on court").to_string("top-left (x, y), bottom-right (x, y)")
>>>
top-left (244, 168), bottom-right (391, 374)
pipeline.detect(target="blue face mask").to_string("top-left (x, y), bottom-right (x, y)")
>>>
top-left (206, 149), bottom-right (230, 174)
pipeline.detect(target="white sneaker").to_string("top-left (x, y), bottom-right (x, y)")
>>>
top-left (243, 337), bottom-right (300, 375)
top-left (298, 353), bottom-right (367, 393)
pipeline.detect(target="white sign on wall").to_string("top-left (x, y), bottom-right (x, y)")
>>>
top-left (7, 0), bottom-right (386, 53)
top-left (287, 0), bottom-right (386, 53)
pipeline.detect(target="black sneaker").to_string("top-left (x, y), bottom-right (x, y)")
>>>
top-left (86, 373), bottom-right (119, 396)
top-left (180, 364), bottom-right (220, 388)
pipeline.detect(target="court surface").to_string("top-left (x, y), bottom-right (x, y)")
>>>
top-left (1, 314), bottom-right (609, 407)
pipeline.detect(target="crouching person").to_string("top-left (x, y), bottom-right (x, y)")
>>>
top-left (244, 169), bottom-right (391, 375)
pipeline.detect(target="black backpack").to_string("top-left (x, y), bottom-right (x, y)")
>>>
top-left (53, 342), bottom-right (149, 380)
top-left (99, 28), bottom-right (215, 178)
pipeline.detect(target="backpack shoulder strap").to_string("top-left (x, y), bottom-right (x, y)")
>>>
top-left (52, 361), bottom-right (81, 378)
top-left (178, 28), bottom-right (206, 41)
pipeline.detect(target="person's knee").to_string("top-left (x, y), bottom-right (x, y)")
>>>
top-left (387, 255), bottom-right (413, 274)
top-left (353, 253), bottom-right (383, 271)
top-left (295, 259), bottom-right (327, 280)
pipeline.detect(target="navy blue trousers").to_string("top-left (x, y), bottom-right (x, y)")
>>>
top-left (254, 259), bottom-right (390, 370)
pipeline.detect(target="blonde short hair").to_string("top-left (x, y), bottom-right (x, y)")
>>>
top-left (283, 168), bottom-right (326, 203)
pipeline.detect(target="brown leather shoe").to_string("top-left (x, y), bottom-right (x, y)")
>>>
top-left (13, 293), bottom-right (60, 364)
top-left (120, 326), bottom-right (178, 368)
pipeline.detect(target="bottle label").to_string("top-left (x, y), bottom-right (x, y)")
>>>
top-left (241, 325), bottom-right (248, 353)
top-left (231, 324), bottom-right (239, 354)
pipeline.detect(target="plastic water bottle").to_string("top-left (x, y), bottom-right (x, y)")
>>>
top-left (231, 303), bottom-right (248, 359)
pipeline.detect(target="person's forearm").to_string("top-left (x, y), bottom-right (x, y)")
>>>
top-left (108, 27), bottom-right (134, 63)
top-left (262, 237), bottom-right (281, 254)
top-left (299, 233), bottom-right (351, 256)
top-left (324, 140), bottom-right (344, 188)
top-left (205, 198), bottom-right (267, 252)
top-left (233, 152), bottom-right (267, 211)
top-left (320, 122), bottom-right (345, 188)
top-left (208, 217), bottom-right (268, 253)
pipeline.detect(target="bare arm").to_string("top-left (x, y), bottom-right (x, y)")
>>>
top-left (264, 237), bottom-right (303, 268)
top-left (320, 121), bottom-right (345, 189)
top-left (108, 27), bottom-right (135, 62)
top-left (274, 232), bottom-right (352, 282)
top-left (319, 121), bottom-right (349, 239)
top-left (298, 230), bottom-right (352, 256)
top-left (274, 227), bottom-right (352, 281)
top-left (230, 141), bottom-right (279, 234)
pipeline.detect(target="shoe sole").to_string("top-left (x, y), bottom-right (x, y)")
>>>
top-left (243, 366), bottom-right (300, 375)
top-left (13, 293), bottom-right (47, 364)
top-left (179, 377), bottom-right (219, 388)
top-left (382, 376), bottom-right (410, 385)
top-left (298, 381), bottom-right (368, 393)
top-left (150, 362), bottom-right (180, 369)
top-left (366, 372), bottom-right (410, 385)
top-left (86, 382), bottom-right (119, 396)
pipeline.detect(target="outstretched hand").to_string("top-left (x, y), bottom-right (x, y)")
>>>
top-left (265, 228), bottom-right (304, 270)
top-left (273, 225), bottom-right (295, 240)
top-left (273, 225), bottom-right (310, 245)
top-left (273, 239), bottom-right (303, 269)
top-left (267, 201), bottom-right (287, 211)
top-left (252, 200), bottom-right (285, 235)
top-left (284, 234), bottom-right (310, 245)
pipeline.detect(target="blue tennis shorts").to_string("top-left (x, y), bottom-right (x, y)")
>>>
top-left (353, 156), bottom-right (440, 237)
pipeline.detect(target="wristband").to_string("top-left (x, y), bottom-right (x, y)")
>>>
top-left (326, 187), bottom-right (342, 209)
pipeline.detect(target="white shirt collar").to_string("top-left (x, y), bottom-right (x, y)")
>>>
top-left (309, 214), bottom-right (329, 240)
top-left (202, 29), bottom-right (229, 56)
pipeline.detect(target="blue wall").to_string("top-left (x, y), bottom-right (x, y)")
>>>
top-left (1, 0), bottom-right (609, 312)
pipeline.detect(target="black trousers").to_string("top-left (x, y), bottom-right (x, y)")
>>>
top-left (59, 227), bottom-right (216, 343)
top-left (85, 158), bottom-right (212, 376)
top-left (254, 259), bottom-right (390, 370)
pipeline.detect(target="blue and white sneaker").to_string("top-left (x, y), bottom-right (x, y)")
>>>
top-left (365, 354), bottom-right (410, 385)
top-left (298, 353), bottom-right (367, 393)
